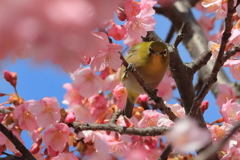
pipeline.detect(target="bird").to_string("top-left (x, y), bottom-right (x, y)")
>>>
top-left (120, 41), bottom-right (170, 118)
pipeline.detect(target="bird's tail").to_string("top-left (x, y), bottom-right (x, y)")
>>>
top-left (123, 98), bottom-right (134, 118)
top-left (123, 90), bottom-right (138, 118)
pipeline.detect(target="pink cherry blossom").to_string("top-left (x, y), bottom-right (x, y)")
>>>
top-left (62, 83), bottom-right (84, 105)
top-left (88, 94), bottom-right (108, 118)
top-left (124, 2), bottom-right (156, 41)
top-left (47, 146), bottom-right (59, 157)
top-left (53, 152), bottom-right (78, 160)
top-left (220, 99), bottom-right (240, 125)
top-left (216, 84), bottom-right (236, 107)
top-left (72, 67), bottom-right (102, 98)
top-left (31, 129), bottom-right (42, 142)
top-left (167, 118), bottom-right (211, 154)
top-left (84, 152), bottom-right (112, 160)
top-left (138, 110), bottom-right (173, 128)
top-left (79, 131), bottom-right (110, 156)
top-left (208, 41), bottom-right (220, 61)
top-left (224, 59), bottom-right (240, 80)
top-left (108, 140), bottom-right (130, 158)
top-left (166, 102), bottom-right (186, 118)
top-left (228, 28), bottom-right (240, 45)
top-left (156, 74), bottom-right (175, 101)
top-left (0, 0), bottom-right (122, 72)
top-left (91, 43), bottom-right (123, 72)
top-left (102, 71), bottom-right (120, 91)
top-left (221, 144), bottom-right (240, 160)
top-left (140, 0), bottom-right (157, 10)
top-left (124, 147), bottom-right (149, 160)
top-left (198, 15), bottom-right (217, 41)
top-left (208, 123), bottom-right (233, 151)
top-left (113, 83), bottom-right (128, 110)
top-left (201, 0), bottom-right (227, 19)
top-left (13, 100), bottom-right (38, 132)
top-left (33, 153), bottom-right (45, 160)
top-left (29, 97), bottom-right (61, 128)
top-left (42, 123), bottom-right (70, 152)
top-left (67, 104), bottom-right (94, 123)
top-left (108, 23), bottom-right (127, 41)
top-left (124, 35), bottom-right (142, 47)
top-left (124, 0), bottom-right (141, 20)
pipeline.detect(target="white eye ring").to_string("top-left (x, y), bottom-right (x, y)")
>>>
top-left (161, 49), bottom-right (168, 57)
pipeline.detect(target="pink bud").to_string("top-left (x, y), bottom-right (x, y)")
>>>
top-left (116, 9), bottom-right (126, 21)
top-left (137, 94), bottom-right (149, 102)
top-left (65, 112), bottom-right (76, 123)
top-left (30, 138), bottom-right (42, 154)
top-left (3, 70), bottom-right (12, 82)
top-left (86, 57), bottom-right (91, 64)
top-left (200, 100), bottom-right (209, 114)
top-left (0, 145), bottom-right (6, 155)
top-left (3, 70), bottom-right (17, 87)
top-left (0, 93), bottom-right (6, 97)
top-left (108, 24), bottom-right (127, 41)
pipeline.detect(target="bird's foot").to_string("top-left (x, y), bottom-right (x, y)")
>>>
top-left (126, 63), bottom-right (135, 72)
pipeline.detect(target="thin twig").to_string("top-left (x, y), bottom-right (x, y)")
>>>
top-left (109, 109), bottom-right (122, 124)
top-left (174, 22), bottom-right (186, 47)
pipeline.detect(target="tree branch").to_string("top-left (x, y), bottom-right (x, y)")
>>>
top-left (187, 50), bottom-right (212, 75)
top-left (158, 145), bottom-right (172, 160)
top-left (154, 0), bottom-right (232, 102)
top-left (190, 0), bottom-right (236, 118)
top-left (0, 123), bottom-right (36, 160)
top-left (71, 122), bottom-right (168, 136)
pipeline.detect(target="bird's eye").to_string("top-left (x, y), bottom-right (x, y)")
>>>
top-left (148, 47), bottom-right (154, 55)
top-left (160, 49), bottom-right (168, 57)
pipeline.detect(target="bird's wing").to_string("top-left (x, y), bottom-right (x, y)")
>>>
top-left (124, 43), bottom-right (141, 60)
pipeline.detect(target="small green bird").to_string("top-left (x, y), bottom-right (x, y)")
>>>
top-left (120, 41), bottom-right (170, 118)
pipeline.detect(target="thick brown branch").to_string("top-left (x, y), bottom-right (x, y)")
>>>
top-left (154, 0), bottom-right (231, 103)
top-left (187, 50), bottom-right (212, 75)
top-left (190, 0), bottom-right (235, 118)
top-left (71, 122), bottom-right (168, 136)
top-left (0, 123), bottom-right (36, 160)
top-left (158, 145), bottom-right (172, 160)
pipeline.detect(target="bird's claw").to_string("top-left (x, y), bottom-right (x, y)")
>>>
top-left (126, 63), bottom-right (134, 72)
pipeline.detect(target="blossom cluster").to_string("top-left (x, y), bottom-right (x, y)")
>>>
top-left (1, 0), bottom-right (240, 160)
